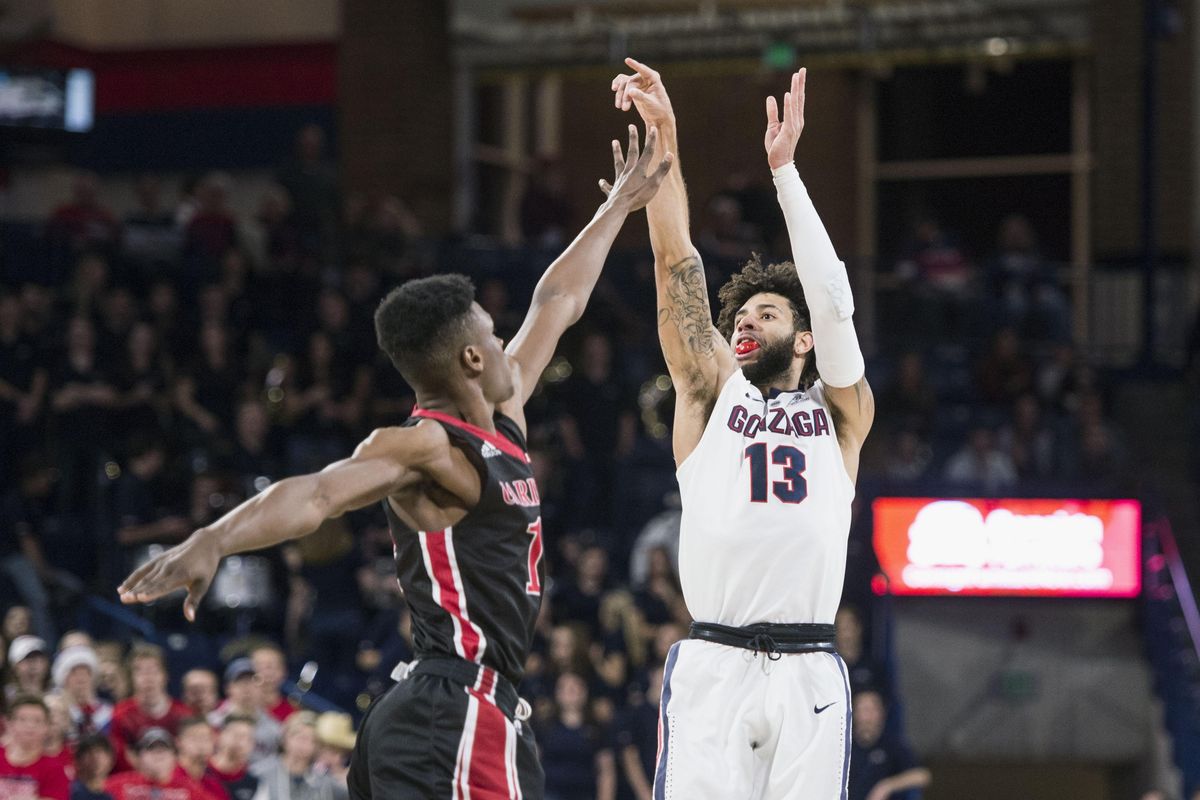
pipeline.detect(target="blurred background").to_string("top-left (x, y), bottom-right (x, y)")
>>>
top-left (0, 1), bottom-right (1198, 799)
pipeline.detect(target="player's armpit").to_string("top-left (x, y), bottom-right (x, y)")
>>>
top-left (823, 375), bottom-right (875, 449)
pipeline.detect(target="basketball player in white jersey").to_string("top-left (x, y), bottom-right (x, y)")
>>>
top-left (609, 62), bottom-right (874, 798)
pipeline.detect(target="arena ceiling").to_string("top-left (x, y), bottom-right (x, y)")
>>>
top-left (451, 0), bottom-right (1091, 68)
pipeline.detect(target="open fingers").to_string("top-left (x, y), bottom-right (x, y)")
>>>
top-left (651, 150), bottom-right (675, 183)
top-left (766, 95), bottom-right (780, 127)
top-left (635, 124), bottom-right (660, 173)
top-left (612, 138), bottom-right (625, 178)
top-left (793, 68), bottom-right (806, 127)
top-left (623, 124), bottom-right (640, 173)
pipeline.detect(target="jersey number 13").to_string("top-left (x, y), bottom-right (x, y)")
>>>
top-left (744, 443), bottom-right (809, 504)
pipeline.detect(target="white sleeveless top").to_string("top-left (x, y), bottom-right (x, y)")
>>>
top-left (676, 369), bottom-right (854, 626)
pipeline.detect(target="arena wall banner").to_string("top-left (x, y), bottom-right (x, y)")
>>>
top-left (872, 497), bottom-right (1141, 598)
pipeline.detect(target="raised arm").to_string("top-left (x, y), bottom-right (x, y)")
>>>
top-left (765, 69), bottom-right (874, 458)
top-left (118, 423), bottom-right (451, 619)
top-left (613, 58), bottom-right (736, 461)
top-left (503, 124), bottom-right (673, 413)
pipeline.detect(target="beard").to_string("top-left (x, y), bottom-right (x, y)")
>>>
top-left (741, 333), bottom-right (798, 386)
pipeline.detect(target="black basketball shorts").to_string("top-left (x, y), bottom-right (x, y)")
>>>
top-left (348, 657), bottom-right (543, 799)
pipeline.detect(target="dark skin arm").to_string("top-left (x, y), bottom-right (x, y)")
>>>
top-left (500, 125), bottom-right (674, 433)
top-left (119, 422), bottom-right (459, 619)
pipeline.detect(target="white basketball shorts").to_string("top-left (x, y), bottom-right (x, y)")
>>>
top-left (653, 639), bottom-right (852, 799)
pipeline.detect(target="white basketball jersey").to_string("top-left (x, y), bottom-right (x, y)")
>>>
top-left (676, 369), bottom-right (854, 626)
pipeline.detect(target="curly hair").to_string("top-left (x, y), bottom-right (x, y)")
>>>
top-left (715, 254), bottom-right (818, 387)
top-left (375, 274), bottom-right (476, 384)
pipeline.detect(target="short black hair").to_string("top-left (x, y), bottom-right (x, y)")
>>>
top-left (76, 733), bottom-right (114, 759)
top-left (375, 275), bottom-right (477, 385)
top-left (716, 255), bottom-right (817, 388)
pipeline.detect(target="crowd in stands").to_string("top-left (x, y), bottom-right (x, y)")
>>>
top-left (0, 121), bottom-right (1138, 800)
top-left (0, 631), bottom-right (352, 799)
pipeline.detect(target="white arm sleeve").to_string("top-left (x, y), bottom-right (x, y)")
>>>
top-left (772, 162), bottom-right (865, 388)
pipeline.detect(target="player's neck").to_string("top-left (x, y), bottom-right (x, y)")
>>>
top-left (414, 387), bottom-right (496, 433)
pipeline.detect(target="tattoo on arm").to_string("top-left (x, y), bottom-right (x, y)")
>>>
top-left (658, 256), bottom-right (714, 358)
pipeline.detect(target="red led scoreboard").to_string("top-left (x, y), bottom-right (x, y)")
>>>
top-left (872, 498), bottom-right (1142, 598)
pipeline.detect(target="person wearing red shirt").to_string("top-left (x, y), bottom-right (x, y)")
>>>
top-left (249, 644), bottom-right (293, 723)
top-left (0, 695), bottom-right (71, 800)
top-left (206, 716), bottom-right (258, 800)
top-left (174, 717), bottom-right (229, 800)
top-left (109, 645), bottom-right (191, 772)
top-left (105, 728), bottom-right (216, 800)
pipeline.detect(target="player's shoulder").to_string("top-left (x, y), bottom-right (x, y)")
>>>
top-left (353, 422), bottom-right (452, 464)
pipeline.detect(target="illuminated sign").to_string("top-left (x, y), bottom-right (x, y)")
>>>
top-left (872, 498), bottom-right (1141, 598)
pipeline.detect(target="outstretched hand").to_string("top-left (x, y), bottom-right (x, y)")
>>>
top-left (765, 68), bottom-right (806, 170)
top-left (117, 533), bottom-right (221, 622)
top-left (599, 124), bottom-right (675, 211)
top-left (612, 57), bottom-right (674, 128)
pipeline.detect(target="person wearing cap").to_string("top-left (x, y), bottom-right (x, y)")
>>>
top-left (5, 634), bottom-right (51, 704)
top-left (208, 658), bottom-right (282, 767)
top-left (54, 645), bottom-right (114, 744)
top-left (70, 734), bottom-right (115, 800)
top-left (110, 644), bottom-right (192, 773)
top-left (312, 713), bottom-right (353, 788)
top-left (0, 695), bottom-right (70, 800)
top-left (104, 728), bottom-right (216, 800)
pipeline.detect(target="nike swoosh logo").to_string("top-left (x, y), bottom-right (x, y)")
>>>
top-left (814, 702), bottom-right (838, 714)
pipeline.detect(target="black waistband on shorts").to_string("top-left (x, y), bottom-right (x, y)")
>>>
top-left (408, 656), bottom-right (521, 720)
top-left (689, 621), bottom-right (837, 660)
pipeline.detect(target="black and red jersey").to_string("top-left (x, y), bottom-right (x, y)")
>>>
top-left (385, 408), bottom-right (545, 685)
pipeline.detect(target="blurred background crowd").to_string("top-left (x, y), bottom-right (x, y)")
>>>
top-left (0, 120), bottom-right (1145, 800)
top-left (0, 1), bottom-right (1198, 799)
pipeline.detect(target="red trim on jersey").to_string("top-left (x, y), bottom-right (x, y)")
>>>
top-left (411, 408), bottom-right (529, 462)
top-left (422, 529), bottom-right (482, 662)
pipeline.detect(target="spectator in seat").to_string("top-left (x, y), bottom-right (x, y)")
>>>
top-left (50, 316), bottom-right (117, 515)
top-left (47, 172), bottom-right (120, 270)
top-left (250, 711), bottom-right (346, 800)
top-left (175, 717), bottom-right (229, 800)
top-left (70, 734), bottom-right (115, 800)
top-left (537, 672), bottom-right (616, 800)
top-left (942, 425), bottom-right (1018, 494)
top-left (836, 606), bottom-right (889, 697)
top-left (556, 333), bottom-right (637, 531)
top-left (0, 695), bottom-right (71, 800)
top-left (208, 659), bottom-right (281, 766)
top-left (182, 669), bottom-right (221, 719)
top-left (110, 644), bottom-right (192, 772)
top-left (614, 664), bottom-right (663, 800)
top-left (6, 635), bottom-right (51, 704)
top-left (54, 645), bottom-right (113, 744)
top-left (208, 715), bottom-right (259, 800)
top-left (848, 690), bottom-right (930, 800)
top-left (0, 460), bottom-right (59, 646)
top-left (105, 728), bottom-right (211, 800)
top-left (250, 645), bottom-right (293, 723)
top-left (312, 713), bottom-right (354, 790)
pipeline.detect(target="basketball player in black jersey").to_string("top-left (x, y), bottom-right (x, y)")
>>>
top-left (118, 125), bottom-right (674, 799)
